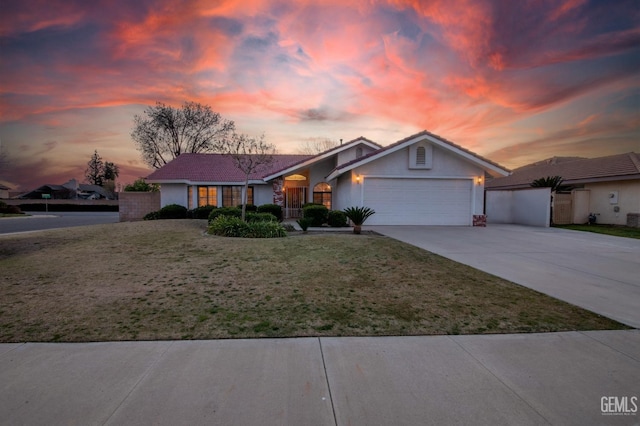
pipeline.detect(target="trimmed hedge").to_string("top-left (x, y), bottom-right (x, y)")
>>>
top-left (256, 204), bottom-right (283, 221)
top-left (303, 204), bottom-right (328, 226)
top-left (0, 202), bottom-right (23, 214)
top-left (246, 212), bottom-right (277, 223)
top-left (239, 204), bottom-right (258, 212)
top-left (144, 203), bottom-right (188, 220)
top-left (208, 216), bottom-right (287, 238)
top-left (328, 210), bottom-right (348, 227)
top-left (208, 207), bottom-right (242, 222)
top-left (188, 205), bottom-right (216, 219)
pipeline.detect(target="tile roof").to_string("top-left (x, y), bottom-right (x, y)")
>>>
top-left (146, 153), bottom-right (313, 183)
top-left (486, 152), bottom-right (640, 189)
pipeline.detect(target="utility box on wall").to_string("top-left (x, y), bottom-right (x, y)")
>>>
top-left (609, 191), bottom-right (619, 204)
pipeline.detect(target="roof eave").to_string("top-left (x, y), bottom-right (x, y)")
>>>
top-left (262, 138), bottom-right (380, 181)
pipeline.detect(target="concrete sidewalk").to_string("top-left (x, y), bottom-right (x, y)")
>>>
top-left (370, 224), bottom-right (640, 328)
top-left (1, 331), bottom-right (638, 425)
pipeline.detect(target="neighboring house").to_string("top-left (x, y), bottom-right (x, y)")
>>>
top-left (147, 130), bottom-right (511, 226)
top-left (0, 183), bottom-right (9, 199)
top-left (486, 153), bottom-right (640, 226)
top-left (18, 179), bottom-right (115, 200)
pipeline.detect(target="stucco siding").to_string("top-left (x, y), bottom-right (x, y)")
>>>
top-left (308, 158), bottom-right (336, 203)
top-left (253, 185), bottom-right (274, 206)
top-left (160, 183), bottom-right (188, 207)
top-left (585, 180), bottom-right (640, 225)
top-left (354, 145), bottom-right (481, 178)
top-left (336, 144), bottom-right (377, 166)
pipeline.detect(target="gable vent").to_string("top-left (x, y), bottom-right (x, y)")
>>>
top-left (416, 146), bottom-right (426, 165)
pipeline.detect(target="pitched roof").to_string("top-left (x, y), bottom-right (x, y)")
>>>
top-left (486, 152), bottom-right (640, 189)
top-left (262, 136), bottom-right (382, 181)
top-left (327, 130), bottom-right (511, 180)
top-left (146, 153), bottom-right (313, 183)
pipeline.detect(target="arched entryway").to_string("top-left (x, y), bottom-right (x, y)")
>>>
top-left (313, 182), bottom-right (332, 210)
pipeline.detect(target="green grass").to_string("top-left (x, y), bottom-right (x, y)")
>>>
top-left (554, 224), bottom-right (640, 239)
top-left (0, 220), bottom-right (627, 342)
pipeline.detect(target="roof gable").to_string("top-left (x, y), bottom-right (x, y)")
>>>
top-left (261, 137), bottom-right (382, 181)
top-left (486, 152), bottom-right (640, 189)
top-left (327, 130), bottom-right (510, 180)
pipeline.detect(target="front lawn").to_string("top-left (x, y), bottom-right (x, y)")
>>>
top-left (0, 220), bottom-right (626, 342)
top-left (554, 224), bottom-right (640, 239)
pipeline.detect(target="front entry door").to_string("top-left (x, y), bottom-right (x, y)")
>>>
top-left (285, 187), bottom-right (306, 218)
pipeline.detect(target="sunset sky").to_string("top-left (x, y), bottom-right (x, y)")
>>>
top-left (1, 0), bottom-right (638, 191)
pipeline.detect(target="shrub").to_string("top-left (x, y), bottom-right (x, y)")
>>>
top-left (243, 221), bottom-right (287, 238)
top-left (239, 204), bottom-right (258, 212)
top-left (157, 204), bottom-right (188, 219)
top-left (208, 216), bottom-right (247, 237)
top-left (257, 204), bottom-right (283, 221)
top-left (143, 211), bottom-right (160, 220)
top-left (327, 210), bottom-right (348, 227)
top-left (303, 204), bottom-right (328, 226)
top-left (296, 217), bottom-right (312, 231)
top-left (246, 212), bottom-right (277, 223)
top-left (343, 206), bottom-right (375, 225)
top-left (189, 205), bottom-right (216, 219)
top-left (144, 204), bottom-right (188, 220)
top-left (208, 215), bottom-right (286, 238)
top-left (343, 206), bottom-right (376, 234)
top-left (0, 202), bottom-right (22, 214)
top-left (124, 178), bottom-right (159, 192)
top-left (208, 207), bottom-right (242, 222)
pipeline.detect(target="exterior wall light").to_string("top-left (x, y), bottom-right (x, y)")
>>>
top-left (355, 174), bottom-right (361, 184)
top-left (477, 176), bottom-right (483, 185)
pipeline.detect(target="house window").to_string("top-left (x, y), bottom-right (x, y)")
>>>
top-left (223, 186), bottom-right (253, 207)
top-left (313, 182), bottom-right (332, 209)
top-left (416, 147), bottom-right (426, 165)
top-left (188, 186), bottom-right (194, 209)
top-left (356, 147), bottom-right (363, 158)
top-left (198, 186), bottom-right (217, 207)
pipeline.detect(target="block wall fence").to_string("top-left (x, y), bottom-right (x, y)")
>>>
top-left (119, 192), bottom-right (160, 221)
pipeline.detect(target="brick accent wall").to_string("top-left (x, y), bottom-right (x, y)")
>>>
top-left (119, 192), bottom-right (160, 222)
top-left (272, 177), bottom-right (284, 206)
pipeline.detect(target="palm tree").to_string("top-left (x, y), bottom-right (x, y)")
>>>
top-left (530, 176), bottom-right (568, 192)
top-left (343, 206), bottom-right (375, 234)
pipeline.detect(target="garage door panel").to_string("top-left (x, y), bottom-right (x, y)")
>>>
top-left (363, 178), bottom-right (472, 225)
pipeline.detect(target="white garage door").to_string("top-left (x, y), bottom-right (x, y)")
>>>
top-left (362, 178), bottom-right (472, 225)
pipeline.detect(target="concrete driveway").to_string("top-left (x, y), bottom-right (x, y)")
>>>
top-left (370, 224), bottom-right (640, 328)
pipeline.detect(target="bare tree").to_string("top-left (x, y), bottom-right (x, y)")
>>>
top-left (224, 133), bottom-right (276, 221)
top-left (297, 137), bottom-right (339, 155)
top-left (132, 101), bottom-right (235, 168)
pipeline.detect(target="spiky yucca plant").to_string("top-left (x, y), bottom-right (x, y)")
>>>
top-left (343, 206), bottom-right (375, 234)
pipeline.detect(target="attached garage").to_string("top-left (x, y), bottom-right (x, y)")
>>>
top-left (362, 178), bottom-right (473, 225)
